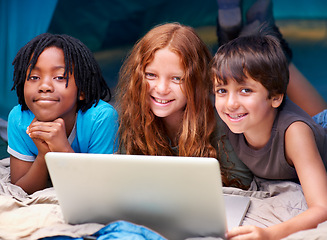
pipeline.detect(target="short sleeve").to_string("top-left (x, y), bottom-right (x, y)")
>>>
top-left (75, 100), bottom-right (119, 154)
top-left (7, 105), bottom-right (37, 161)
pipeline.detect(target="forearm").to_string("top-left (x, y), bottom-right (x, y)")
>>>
top-left (266, 206), bottom-right (327, 240)
top-left (13, 154), bottom-right (49, 194)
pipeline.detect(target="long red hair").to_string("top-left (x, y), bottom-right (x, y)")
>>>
top-left (116, 23), bottom-right (217, 159)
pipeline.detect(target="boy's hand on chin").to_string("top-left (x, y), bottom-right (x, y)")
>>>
top-left (27, 118), bottom-right (73, 153)
top-left (31, 138), bottom-right (51, 157)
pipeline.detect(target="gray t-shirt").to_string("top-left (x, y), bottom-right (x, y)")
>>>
top-left (226, 99), bottom-right (327, 181)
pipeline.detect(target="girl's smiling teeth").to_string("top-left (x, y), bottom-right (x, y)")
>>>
top-left (152, 96), bottom-right (173, 104)
top-left (227, 113), bottom-right (248, 119)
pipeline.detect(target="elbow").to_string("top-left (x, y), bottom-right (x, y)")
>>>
top-left (315, 205), bottom-right (327, 226)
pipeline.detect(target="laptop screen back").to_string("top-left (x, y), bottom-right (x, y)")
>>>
top-left (45, 152), bottom-right (228, 239)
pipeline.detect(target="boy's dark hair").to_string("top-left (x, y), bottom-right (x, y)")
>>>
top-left (211, 28), bottom-right (289, 100)
top-left (12, 33), bottom-right (111, 112)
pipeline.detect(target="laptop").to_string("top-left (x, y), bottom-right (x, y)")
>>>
top-left (45, 152), bottom-right (250, 239)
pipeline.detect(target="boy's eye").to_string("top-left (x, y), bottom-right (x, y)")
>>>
top-left (28, 76), bottom-right (39, 81)
top-left (145, 72), bottom-right (156, 80)
top-left (215, 88), bottom-right (227, 94)
top-left (241, 88), bottom-right (252, 93)
top-left (54, 76), bottom-right (66, 81)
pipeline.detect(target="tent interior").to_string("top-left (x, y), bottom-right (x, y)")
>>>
top-left (1, 0), bottom-right (327, 158)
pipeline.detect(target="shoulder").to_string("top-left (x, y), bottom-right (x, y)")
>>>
top-left (279, 99), bottom-right (323, 135)
top-left (79, 100), bottom-right (118, 119)
top-left (285, 120), bottom-right (321, 167)
top-left (276, 99), bottom-right (315, 130)
top-left (281, 101), bottom-right (316, 148)
top-left (286, 121), bottom-right (313, 136)
top-left (285, 121), bottom-right (316, 154)
top-left (280, 99), bottom-right (312, 119)
top-left (8, 105), bottom-right (34, 124)
top-left (77, 100), bottom-right (119, 131)
top-left (9, 105), bottom-right (23, 118)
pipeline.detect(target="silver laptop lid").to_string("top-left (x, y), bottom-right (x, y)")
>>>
top-left (45, 152), bottom-right (227, 239)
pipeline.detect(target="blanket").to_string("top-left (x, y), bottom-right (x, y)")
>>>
top-left (1, 157), bottom-right (327, 240)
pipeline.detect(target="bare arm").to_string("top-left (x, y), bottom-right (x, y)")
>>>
top-left (227, 122), bottom-right (327, 240)
top-left (10, 154), bottom-right (49, 194)
top-left (11, 118), bottom-right (74, 194)
top-left (287, 63), bottom-right (327, 117)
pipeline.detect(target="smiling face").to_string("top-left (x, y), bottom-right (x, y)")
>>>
top-left (24, 46), bottom-right (83, 123)
top-left (145, 47), bottom-right (187, 124)
top-left (214, 76), bottom-right (282, 140)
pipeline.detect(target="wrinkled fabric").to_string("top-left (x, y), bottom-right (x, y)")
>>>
top-left (313, 109), bottom-right (327, 128)
top-left (40, 221), bottom-right (166, 240)
top-left (0, 157), bottom-right (326, 240)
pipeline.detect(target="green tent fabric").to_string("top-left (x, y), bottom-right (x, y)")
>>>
top-left (0, 0), bottom-right (326, 158)
top-left (0, 0), bottom-right (58, 120)
top-left (1, 0), bottom-right (327, 120)
top-left (47, 0), bottom-right (327, 52)
top-left (47, 0), bottom-right (219, 52)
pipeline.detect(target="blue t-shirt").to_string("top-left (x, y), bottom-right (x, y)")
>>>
top-left (7, 100), bottom-right (119, 161)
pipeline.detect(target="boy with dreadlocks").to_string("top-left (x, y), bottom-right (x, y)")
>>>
top-left (8, 33), bottom-right (118, 194)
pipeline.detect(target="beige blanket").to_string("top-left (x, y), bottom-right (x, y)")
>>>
top-left (0, 157), bottom-right (326, 240)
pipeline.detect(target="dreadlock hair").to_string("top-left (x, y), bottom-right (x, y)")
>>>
top-left (12, 33), bottom-right (111, 112)
top-left (116, 23), bottom-right (218, 161)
